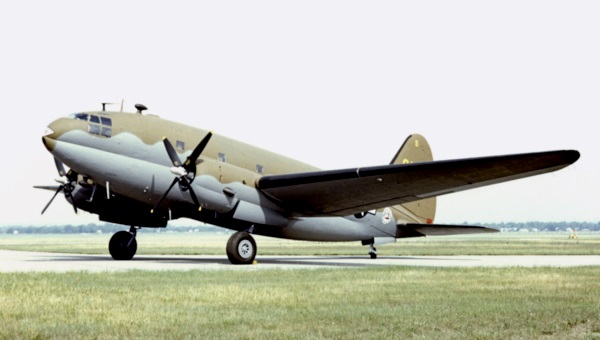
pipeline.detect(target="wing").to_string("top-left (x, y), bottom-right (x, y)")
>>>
top-left (257, 150), bottom-right (579, 217)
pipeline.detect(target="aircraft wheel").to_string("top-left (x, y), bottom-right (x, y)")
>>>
top-left (109, 231), bottom-right (137, 260)
top-left (226, 232), bottom-right (257, 265)
top-left (369, 246), bottom-right (377, 259)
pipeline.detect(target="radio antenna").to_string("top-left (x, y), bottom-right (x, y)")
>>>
top-left (101, 102), bottom-right (120, 112)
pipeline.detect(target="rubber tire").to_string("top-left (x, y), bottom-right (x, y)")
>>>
top-left (370, 247), bottom-right (377, 259)
top-left (109, 231), bottom-right (137, 260)
top-left (226, 232), bottom-right (257, 265)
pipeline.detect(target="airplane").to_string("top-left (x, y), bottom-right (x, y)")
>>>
top-left (36, 103), bottom-right (580, 264)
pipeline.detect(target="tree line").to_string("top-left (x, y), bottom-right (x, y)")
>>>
top-left (1, 223), bottom-right (222, 234)
top-left (1, 221), bottom-right (599, 234)
top-left (477, 221), bottom-right (600, 232)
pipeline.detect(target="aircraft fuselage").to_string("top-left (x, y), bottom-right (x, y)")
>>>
top-left (42, 110), bottom-right (399, 242)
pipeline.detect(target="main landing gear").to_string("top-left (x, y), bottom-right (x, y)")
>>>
top-left (109, 226), bottom-right (138, 260)
top-left (226, 231), bottom-right (257, 265)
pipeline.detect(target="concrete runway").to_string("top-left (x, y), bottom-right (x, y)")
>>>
top-left (1, 250), bottom-right (600, 272)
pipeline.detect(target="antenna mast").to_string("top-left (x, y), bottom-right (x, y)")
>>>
top-left (101, 102), bottom-right (121, 112)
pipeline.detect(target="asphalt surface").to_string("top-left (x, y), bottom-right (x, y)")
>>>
top-left (1, 250), bottom-right (600, 272)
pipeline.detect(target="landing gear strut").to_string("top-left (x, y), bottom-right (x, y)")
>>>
top-left (369, 243), bottom-right (377, 259)
top-left (226, 231), bottom-right (257, 265)
top-left (109, 226), bottom-right (138, 260)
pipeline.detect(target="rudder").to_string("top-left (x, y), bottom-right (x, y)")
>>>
top-left (390, 134), bottom-right (433, 165)
top-left (390, 134), bottom-right (436, 224)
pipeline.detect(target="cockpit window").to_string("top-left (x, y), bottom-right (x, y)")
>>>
top-left (88, 124), bottom-right (101, 135)
top-left (101, 127), bottom-right (112, 138)
top-left (66, 113), bottom-right (113, 138)
top-left (87, 115), bottom-right (113, 138)
top-left (68, 113), bottom-right (89, 121)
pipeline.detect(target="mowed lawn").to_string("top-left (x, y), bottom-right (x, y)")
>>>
top-left (1, 233), bottom-right (599, 338)
top-left (1, 232), bottom-right (599, 256)
top-left (1, 267), bottom-right (599, 338)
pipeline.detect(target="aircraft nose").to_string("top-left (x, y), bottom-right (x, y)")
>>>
top-left (43, 126), bottom-right (55, 138)
top-left (42, 120), bottom-right (63, 151)
top-left (42, 129), bottom-right (56, 151)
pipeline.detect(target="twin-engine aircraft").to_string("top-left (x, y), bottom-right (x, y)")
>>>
top-left (36, 104), bottom-right (580, 264)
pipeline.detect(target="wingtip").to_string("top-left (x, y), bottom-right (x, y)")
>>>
top-left (567, 150), bottom-right (581, 164)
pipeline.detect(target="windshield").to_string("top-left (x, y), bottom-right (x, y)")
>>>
top-left (67, 113), bottom-right (89, 121)
top-left (66, 113), bottom-right (113, 138)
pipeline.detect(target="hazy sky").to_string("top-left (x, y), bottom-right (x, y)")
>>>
top-left (1, 1), bottom-right (598, 226)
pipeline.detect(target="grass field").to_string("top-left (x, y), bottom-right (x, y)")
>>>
top-left (1, 267), bottom-right (599, 338)
top-left (1, 233), bottom-right (599, 338)
top-left (0, 232), bottom-right (599, 256)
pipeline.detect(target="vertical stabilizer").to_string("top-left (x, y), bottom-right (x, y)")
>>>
top-left (390, 134), bottom-right (436, 224)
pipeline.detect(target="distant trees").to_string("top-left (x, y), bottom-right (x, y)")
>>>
top-left (476, 221), bottom-right (600, 232)
top-left (1, 222), bottom-right (599, 235)
top-left (1, 223), bottom-right (222, 234)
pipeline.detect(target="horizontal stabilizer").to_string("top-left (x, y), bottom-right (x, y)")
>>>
top-left (397, 223), bottom-right (499, 238)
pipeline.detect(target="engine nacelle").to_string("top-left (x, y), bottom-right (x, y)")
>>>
top-left (191, 176), bottom-right (239, 213)
top-left (71, 185), bottom-right (169, 228)
top-left (232, 201), bottom-right (289, 227)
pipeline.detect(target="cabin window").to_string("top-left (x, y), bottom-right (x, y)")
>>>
top-left (176, 140), bottom-right (185, 151)
top-left (90, 115), bottom-right (100, 124)
top-left (218, 153), bottom-right (227, 162)
top-left (256, 164), bottom-right (264, 174)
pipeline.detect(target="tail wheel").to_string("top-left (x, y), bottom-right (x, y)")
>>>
top-left (226, 231), bottom-right (257, 265)
top-left (109, 231), bottom-right (137, 260)
top-left (369, 245), bottom-right (377, 259)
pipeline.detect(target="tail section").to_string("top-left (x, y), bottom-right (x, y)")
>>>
top-left (390, 134), bottom-right (433, 165)
top-left (390, 134), bottom-right (436, 224)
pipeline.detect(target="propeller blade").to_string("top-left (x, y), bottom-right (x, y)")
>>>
top-left (184, 132), bottom-right (212, 173)
top-left (151, 177), bottom-right (179, 213)
top-left (41, 185), bottom-right (65, 214)
top-left (182, 178), bottom-right (201, 208)
top-left (40, 158), bottom-right (79, 215)
top-left (34, 185), bottom-right (62, 191)
top-left (162, 137), bottom-right (182, 167)
top-left (54, 158), bottom-right (66, 177)
top-left (154, 132), bottom-right (212, 212)
top-left (64, 186), bottom-right (78, 214)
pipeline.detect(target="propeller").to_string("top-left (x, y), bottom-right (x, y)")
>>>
top-left (39, 158), bottom-right (78, 214)
top-left (151, 132), bottom-right (213, 213)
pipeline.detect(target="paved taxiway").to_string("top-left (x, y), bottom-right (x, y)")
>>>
top-left (1, 250), bottom-right (600, 272)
